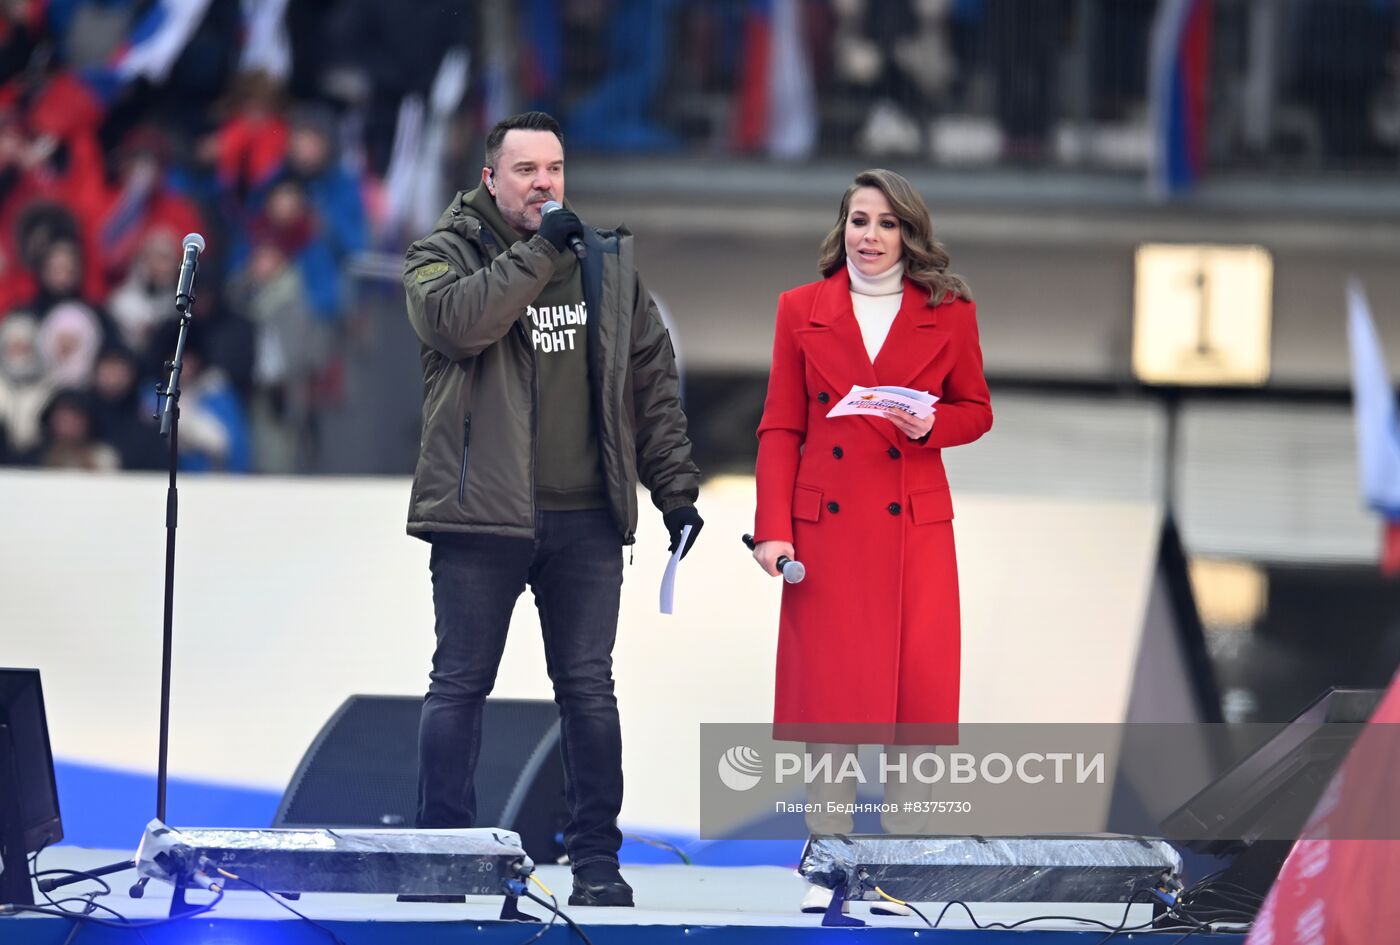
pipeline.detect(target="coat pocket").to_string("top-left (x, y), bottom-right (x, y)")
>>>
top-left (909, 486), bottom-right (954, 524)
top-left (457, 414), bottom-right (472, 503)
top-left (792, 484), bottom-right (823, 523)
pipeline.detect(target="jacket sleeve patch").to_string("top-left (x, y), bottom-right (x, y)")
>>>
top-left (415, 261), bottom-right (451, 283)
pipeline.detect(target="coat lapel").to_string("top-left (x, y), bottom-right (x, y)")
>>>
top-left (796, 268), bottom-right (877, 394)
top-left (794, 272), bottom-right (955, 447)
top-left (872, 281), bottom-right (951, 388)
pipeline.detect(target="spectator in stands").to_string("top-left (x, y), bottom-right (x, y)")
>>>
top-left (984, 0), bottom-right (1071, 160)
top-left (149, 324), bottom-right (251, 474)
top-left (100, 125), bottom-right (205, 286)
top-left (836, 0), bottom-right (961, 156)
top-left (5, 200), bottom-right (90, 317)
top-left (35, 299), bottom-right (103, 389)
top-left (108, 231), bottom-right (257, 405)
top-left (31, 386), bottom-right (118, 470)
top-left (248, 177), bottom-right (341, 322)
top-left (89, 342), bottom-right (163, 471)
top-left (0, 109), bottom-right (52, 314)
top-left (197, 282), bottom-right (258, 403)
top-left (21, 71), bottom-right (114, 299)
top-left (283, 104), bottom-right (367, 276)
top-left (107, 226), bottom-right (182, 355)
top-left (27, 237), bottom-right (94, 316)
top-left (563, 0), bottom-right (680, 151)
top-left (12, 202), bottom-right (83, 306)
top-left (202, 70), bottom-right (289, 201)
top-left (0, 310), bottom-right (50, 458)
top-left (227, 239), bottom-right (324, 473)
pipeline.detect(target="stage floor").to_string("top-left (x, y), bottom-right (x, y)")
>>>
top-left (4, 847), bottom-right (1246, 943)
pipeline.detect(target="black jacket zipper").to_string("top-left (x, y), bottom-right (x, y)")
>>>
top-left (458, 415), bottom-right (472, 503)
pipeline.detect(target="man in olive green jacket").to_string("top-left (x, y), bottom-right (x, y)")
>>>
top-left (402, 112), bottom-right (702, 907)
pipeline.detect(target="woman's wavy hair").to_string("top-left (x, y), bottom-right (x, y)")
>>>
top-left (817, 168), bottom-right (971, 306)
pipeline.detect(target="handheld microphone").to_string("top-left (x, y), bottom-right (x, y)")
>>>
top-left (741, 533), bottom-right (806, 584)
top-left (539, 200), bottom-right (586, 259)
top-left (175, 233), bottom-right (205, 314)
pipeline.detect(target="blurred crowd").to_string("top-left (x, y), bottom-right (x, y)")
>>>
top-left (3, 0), bottom-right (1398, 478)
top-left (537, 0), bottom-right (1400, 166)
top-left (0, 0), bottom-right (472, 475)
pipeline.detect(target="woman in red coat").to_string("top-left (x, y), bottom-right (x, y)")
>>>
top-left (753, 168), bottom-right (991, 911)
top-left (753, 166), bottom-right (992, 749)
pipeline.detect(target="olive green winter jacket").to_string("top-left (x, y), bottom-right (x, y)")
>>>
top-left (402, 190), bottom-right (700, 544)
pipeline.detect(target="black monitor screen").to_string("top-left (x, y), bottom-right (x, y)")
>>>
top-left (0, 668), bottom-right (63, 853)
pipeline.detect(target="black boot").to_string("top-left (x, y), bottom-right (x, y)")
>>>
top-left (568, 861), bottom-right (634, 907)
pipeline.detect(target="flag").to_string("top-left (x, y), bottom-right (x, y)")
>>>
top-left (113, 0), bottom-right (214, 85)
top-left (1345, 280), bottom-right (1400, 575)
top-left (80, 0), bottom-right (214, 104)
top-left (239, 0), bottom-right (292, 84)
top-left (767, 0), bottom-right (815, 160)
top-left (733, 0), bottom-right (815, 160)
top-left (1243, 667), bottom-right (1400, 945)
top-left (1148, 0), bottom-right (1213, 198)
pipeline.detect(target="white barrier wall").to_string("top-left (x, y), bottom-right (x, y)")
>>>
top-left (0, 470), bottom-right (1161, 834)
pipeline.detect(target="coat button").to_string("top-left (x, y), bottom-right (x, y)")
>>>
top-left (887, 446), bottom-right (901, 459)
top-left (888, 502), bottom-right (902, 516)
top-left (832, 446), bottom-right (844, 459)
top-left (817, 391), bottom-right (830, 404)
top-left (827, 501), bottom-right (840, 514)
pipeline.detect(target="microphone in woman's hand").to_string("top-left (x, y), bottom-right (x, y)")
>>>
top-left (741, 534), bottom-right (806, 584)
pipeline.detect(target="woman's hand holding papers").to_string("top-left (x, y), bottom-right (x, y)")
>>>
top-left (882, 408), bottom-right (934, 440)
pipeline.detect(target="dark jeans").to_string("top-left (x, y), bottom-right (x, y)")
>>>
top-left (417, 509), bottom-right (625, 869)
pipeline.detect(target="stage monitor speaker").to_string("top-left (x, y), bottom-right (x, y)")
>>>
top-left (274, 696), bottom-right (567, 864)
top-left (800, 834), bottom-right (1181, 904)
top-left (1158, 686), bottom-right (1384, 914)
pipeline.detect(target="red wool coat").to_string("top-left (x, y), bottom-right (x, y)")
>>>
top-left (754, 269), bottom-right (992, 742)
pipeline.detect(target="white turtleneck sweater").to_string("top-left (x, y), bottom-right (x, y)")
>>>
top-left (847, 258), bottom-right (904, 362)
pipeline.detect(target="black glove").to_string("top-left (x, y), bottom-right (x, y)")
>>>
top-left (663, 505), bottom-right (704, 560)
top-left (537, 206), bottom-right (584, 254)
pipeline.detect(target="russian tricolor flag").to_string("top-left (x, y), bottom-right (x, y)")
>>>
top-left (732, 0), bottom-right (815, 160)
top-left (82, 0), bottom-right (214, 104)
top-left (1346, 281), bottom-right (1400, 576)
top-left (1149, 0), bottom-right (1213, 197)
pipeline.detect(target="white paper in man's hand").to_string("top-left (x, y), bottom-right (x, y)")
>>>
top-left (826, 385), bottom-right (938, 420)
top-left (659, 524), bottom-right (692, 614)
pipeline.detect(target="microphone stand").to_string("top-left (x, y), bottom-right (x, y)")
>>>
top-left (156, 277), bottom-right (198, 826)
top-left (39, 259), bottom-right (201, 901)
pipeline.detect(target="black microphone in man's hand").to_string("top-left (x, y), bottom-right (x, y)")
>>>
top-left (174, 233), bottom-right (205, 313)
top-left (741, 534), bottom-right (806, 584)
top-left (664, 505), bottom-right (703, 559)
top-left (538, 200), bottom-right (586, 259)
